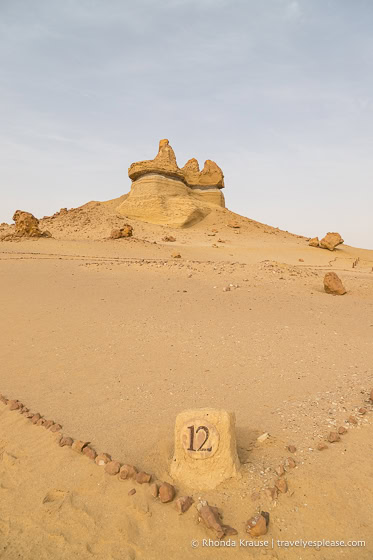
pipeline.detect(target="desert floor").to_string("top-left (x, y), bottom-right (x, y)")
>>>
top-left (0, 206), bottom-right (372, 560)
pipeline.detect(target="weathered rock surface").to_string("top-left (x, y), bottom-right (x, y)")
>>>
top-left (12, 211), bottom-right (52, 238)
top-left (320, 232), bottom-right (344, 251)
top-left (324, 272), bottom-right (346, 295)
top-left (110, 225), bottom-right (133, 239)
top-left (117, 140), bottom-right (225, 228)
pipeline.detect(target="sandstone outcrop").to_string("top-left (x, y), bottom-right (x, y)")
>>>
top-left (2, 211), bottom-right (52, 240)
top-left (320, 232), bottom-right (344, 251)
top-left (117, 140), bottom-right (226, 227)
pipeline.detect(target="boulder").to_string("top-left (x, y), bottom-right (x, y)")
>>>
top-left (323, 272), bottom-right (346, 295)
top-left (308, 237), bottom-right (319, 247)
top-left (319, 232), bottom-right (344, 251)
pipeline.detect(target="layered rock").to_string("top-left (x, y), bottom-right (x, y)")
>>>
top-left (117, 140), bottom-right (225, 227)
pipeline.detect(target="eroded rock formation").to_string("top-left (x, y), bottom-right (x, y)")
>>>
top-left (117, 140), bottom-right (225, 227)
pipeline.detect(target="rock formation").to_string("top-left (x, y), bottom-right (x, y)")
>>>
top-left (1, 211), bottom-right (52, 240)
top-left (116, 140), bottom-right (225, 227)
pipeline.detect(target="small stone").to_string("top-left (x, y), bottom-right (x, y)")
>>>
top-left (128, 488), bottom-right (136, 496)
top-left (25, 412), bottom-right (34, 419)
top-left (298, 258), bottom-right (304, 262)
top-left (118, 464), bottom-right (138, 480)
top-left (95, 453), bottom-right (112, 466)
top-left (198, 503), bottom-right (225, 539)
top-left (246, 514), bottom-right (268, 537)
top-left (175, 495), bottom-right (194, 514)
top-left (44, 420), bottom-right (54, 429)
top-left (105, 461), bottom-right (121, 475)
top-left (59, 437), bottom-right (73, 447)
top-left (227, 222), bottom-right (240, 228)
top-left (31, 414), bottom-right (41, 424)
top-left (287, 445), bottom-right (297, 453)
top-left (317, 442), bottom-right (328, 451)
top-left (222, 286), bottom-right (231, 292)
top-left (275, 465), bottom-right (285, 476)
top-left (251, 491), bottom-right (261, 501)
top-left (264, 487), bottom-right (278, 501)
top-left (50, 423), bottom-right (62, 432)
top-left (36, 418), bottom-right (46, 426)
top-left (275, 478), bottom-right (288, 493)
top-left (359, 407), bottom-right (367, 415)
top-left (159, 482), bottom-right (175, 503)
top-left (136, 471), bottom-right (151, 484)
top-left (72, 440), bottom-right (88, 453)
top-left (171, 251), bottom-right (181, 259)
top-left (338, 426), bottom-right (347, 435)
top-left (257, 432), bottom-right (269, 443)
top-left (8, 400), bottom-right (21, 411)
top-left (348, 415), bottom-right (358, 425)
top-left (149, 483), bottom-right (159, 498)
top-left (82, 446), bottom-right (97, 460)
top-left (284, 457), bottom-right (296, 469)
top-left (327, 432), bottom-right (340, 443)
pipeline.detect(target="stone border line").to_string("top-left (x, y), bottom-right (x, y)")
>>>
top-left (0, 388), bottom-right (372, 540)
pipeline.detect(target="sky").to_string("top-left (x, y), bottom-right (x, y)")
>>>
top-left (1, 0), bottom-right (372, 248)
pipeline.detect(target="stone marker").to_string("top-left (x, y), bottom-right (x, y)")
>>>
top-left (170, 408), bottom-right (240, 490)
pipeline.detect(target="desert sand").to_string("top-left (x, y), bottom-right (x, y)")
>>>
top-left (0, 150), bottom-right (373, 559)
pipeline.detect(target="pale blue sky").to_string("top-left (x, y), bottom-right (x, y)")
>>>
top-left (1, 0), bottom-right (372, 247)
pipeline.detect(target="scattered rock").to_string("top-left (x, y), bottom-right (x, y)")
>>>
top-left (119, 464), bottom-right (138, 480)
top-left (227, 222), bottom-right (240, 228)
top-left (327, 432), bottom-right (340, 443)
top-left (159, 482), bottom-right (175, 503)
top-left (320, 232), bottom-right (344, 251)
top-left (59, 437), bottom-right (73, 447)
top-left (128, 488), bottom-right (136, 496)
top-left (44, 420), bottom-right (54, 429)
top-left (50, 423), bottom-right (62, 433)
top-left (275, 478), bottom-right (288, 493)
top-left (359, 407), bottom-right (367, 415)
top-left (82, 446), bottom-right (97, 460)
top-left (246, 513), bottom-right (268, 537)
top-left (95, 453), bottom-right (112, 466)
top-left (222, 286), bottom-right (231, 292)
top-left (136, 471), bottom-right (151, 484)
top-left (175, 495), bottom-right (194, 514)
top-left (308, 237), bottom-right (319, 247)
top-left (323, 272), bottom-right (346, 295)
top-left (149, 483), bottom-right (159, 498)
top-left (162, 235), bottom-right (176, 242)
top-left (36, 418), bottom-right (46, 426)
top-left (284, 457), bottom-right (296, 469)
top-left (257, 432), bottom-right (270, 443)
top-left (8, 400), bottom-right (21, 411)
top-left (171, 251), bottom-right (181, 259)
top-left (275, 465), bottom-right (285, 476)
top-left (197, 503), bottom-right (225, 539)
top-left (110, 225), bottom-right (133, 239)
top-left (105, 461), bottom-right (121, 475)
top-left (317, 442), bottom-right (328, 451)
top-left (31, 414), bottom-right (41, 424)
top-left (338, 426), bottom-right (347, 435)
top-left (72, 440), bottom-right (88, 453)
top-left (348, 415), bottom-right (358, 425)
top-left (264, 487), bottom-right (278, 501)
top-left (287, 445), bottom-right (297, 453)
